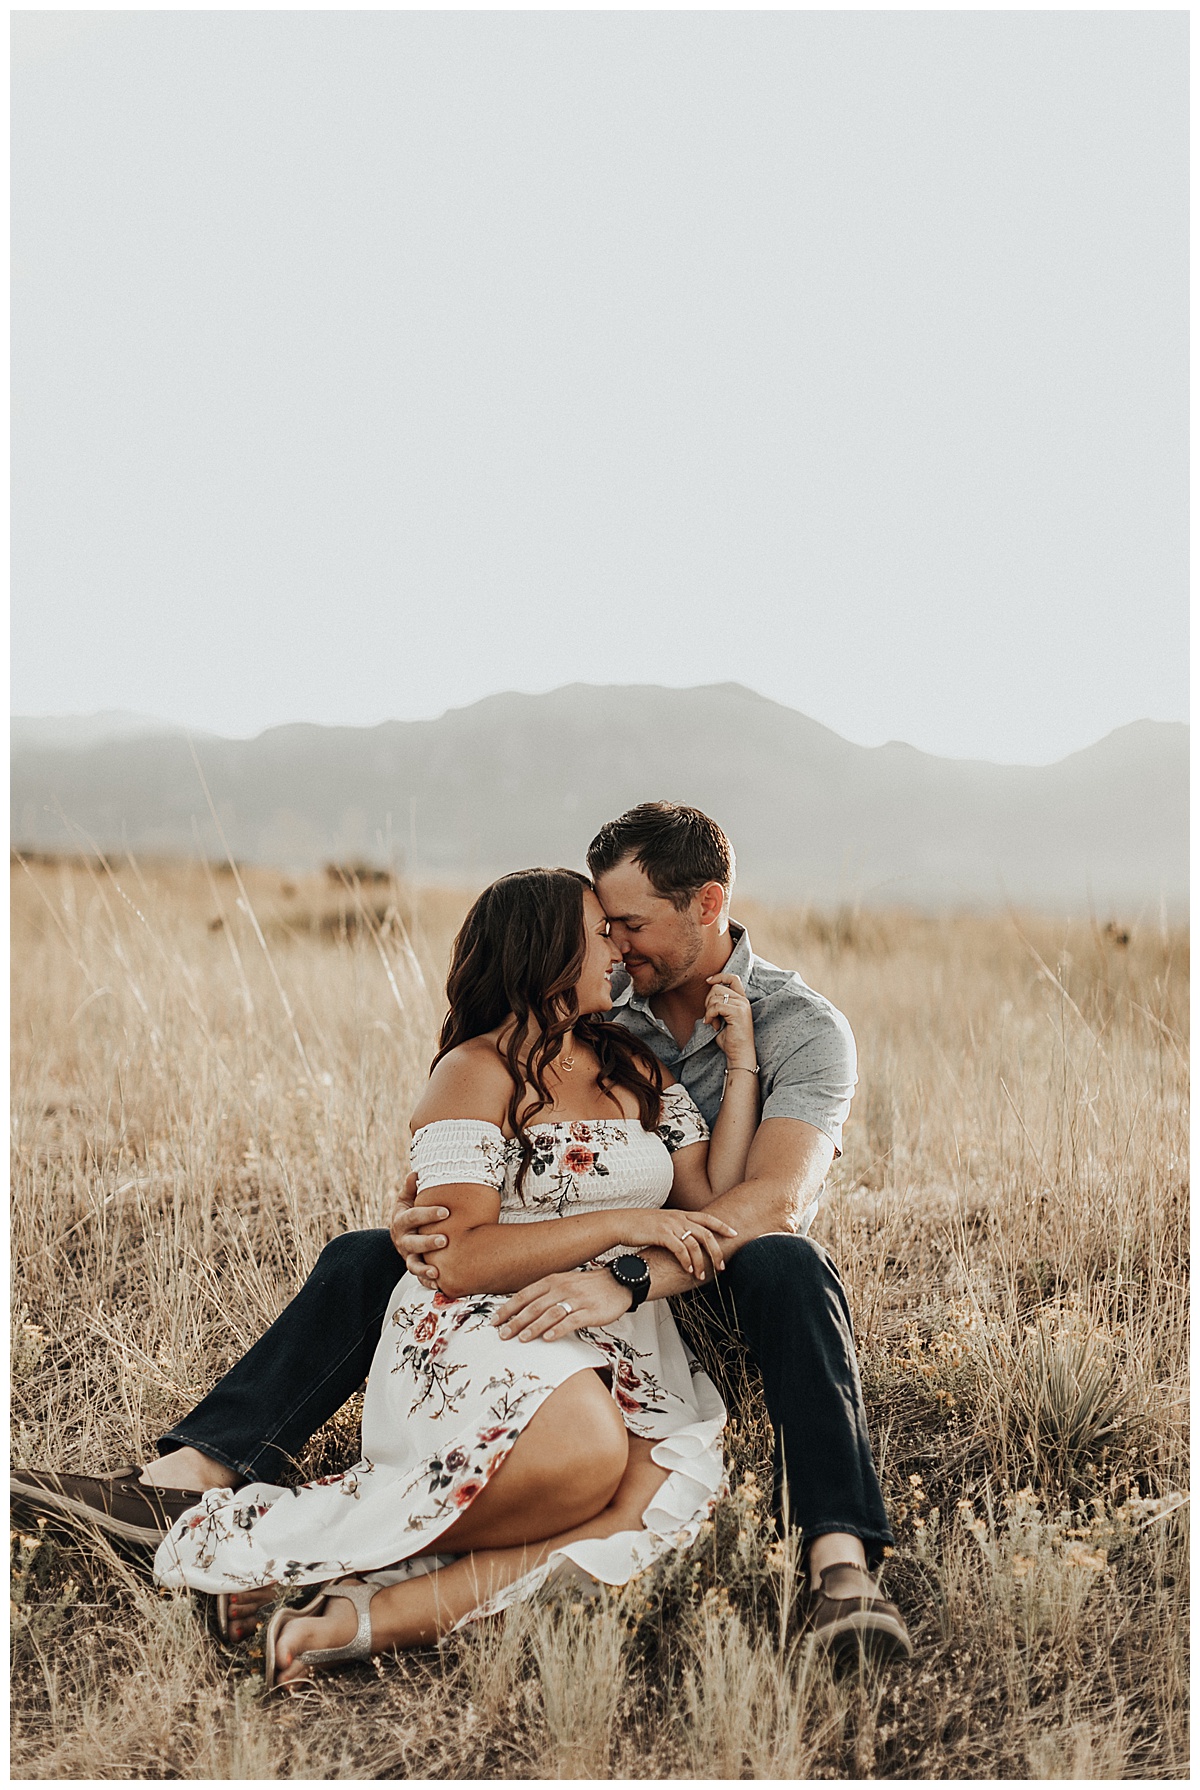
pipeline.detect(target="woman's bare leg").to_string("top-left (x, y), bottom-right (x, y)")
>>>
top-left (273, 1436), bottom-right (670, 1680)
top-left (223, 1368), bottom-right (627, 1640)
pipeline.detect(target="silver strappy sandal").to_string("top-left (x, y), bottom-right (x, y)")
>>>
top-left (264, 1579), bottom-right (379, 1691)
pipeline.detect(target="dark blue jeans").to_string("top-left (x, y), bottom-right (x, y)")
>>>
top-left (160, 1229), bottom-right (894, 1565)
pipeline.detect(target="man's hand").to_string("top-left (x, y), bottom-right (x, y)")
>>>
top-left (492, 1268), bottom-right (632, 1341)
top-left (389, 1171), bottom-right (449, 1286)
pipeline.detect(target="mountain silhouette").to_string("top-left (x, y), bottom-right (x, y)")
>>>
top-left (10, 684), bottom-right (1188, 915)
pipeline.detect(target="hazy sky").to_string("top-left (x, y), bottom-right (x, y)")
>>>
top-left (11, 11), bottom-right (1188, 764)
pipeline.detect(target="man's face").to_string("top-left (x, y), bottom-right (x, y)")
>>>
top-left (593, 856), bottom-right (707, 996)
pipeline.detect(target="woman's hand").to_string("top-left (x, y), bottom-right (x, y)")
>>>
top-left (492, 1268), bottom-right (631, 1343)
top-left (610, 1207), bottom-right (736, 1280)
top-left (705, 972), bottom-right (757, 1071)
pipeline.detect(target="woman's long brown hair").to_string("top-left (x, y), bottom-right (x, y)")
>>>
top-left (432, 868), bottom-right (664, 1194)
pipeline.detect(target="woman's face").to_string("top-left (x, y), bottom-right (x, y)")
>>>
top-left (574, 888), bottom-right (624, 1015)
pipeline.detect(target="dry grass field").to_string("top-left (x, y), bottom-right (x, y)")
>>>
top-left (10, 853), bottom-right (1189, 1779)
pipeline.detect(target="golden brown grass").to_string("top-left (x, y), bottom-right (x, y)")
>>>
top-left (10, 856), bottom-right (1189, 1777)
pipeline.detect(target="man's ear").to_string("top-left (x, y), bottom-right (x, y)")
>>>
top-left (696, 882), bottom-right (728, 928)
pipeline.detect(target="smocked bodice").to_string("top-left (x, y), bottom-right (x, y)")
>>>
top-left (410, 1080), bottom-right (709, 1223)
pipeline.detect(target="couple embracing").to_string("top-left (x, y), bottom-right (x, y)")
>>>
top-left (12, 802), bottom-right (912, 1684)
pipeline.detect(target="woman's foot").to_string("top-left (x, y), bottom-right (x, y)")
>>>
top-left (218, 1582), bottom-right (279, 1643)
top-left (273, 1591), bottom-right (363, 1684)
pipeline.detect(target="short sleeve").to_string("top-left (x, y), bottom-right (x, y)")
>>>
top-left (411, 1120), bottom-right (508, 1192)
top-left (760, 1005), bottom-right (858, 1154)
top-left (656, 1081), bottom-right (710, 1153)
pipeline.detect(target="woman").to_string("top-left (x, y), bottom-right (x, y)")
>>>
top-left (155, 868), bottom-right (759, 1687)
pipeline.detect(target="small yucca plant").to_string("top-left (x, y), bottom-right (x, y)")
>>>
top-left (1011, 1324), bottom-right (1129, 1489)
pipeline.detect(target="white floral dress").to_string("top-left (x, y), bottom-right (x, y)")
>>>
top-left (154, 1083), bottom-right (727, 1626)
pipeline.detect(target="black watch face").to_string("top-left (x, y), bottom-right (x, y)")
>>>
top-left (614, 1254), bottom-right (649, 1287)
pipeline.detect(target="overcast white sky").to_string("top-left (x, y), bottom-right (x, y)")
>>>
top-left (11, 10), bottom-right (1188, 764)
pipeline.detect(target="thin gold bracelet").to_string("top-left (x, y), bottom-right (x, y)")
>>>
top-left (724, 1064), bottom-right (759, 1076)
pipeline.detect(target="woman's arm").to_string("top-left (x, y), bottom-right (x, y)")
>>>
top-left (668, 972), bottom-right (760, 1209)
top-left (415, 1182), bottom-right (734, 1298)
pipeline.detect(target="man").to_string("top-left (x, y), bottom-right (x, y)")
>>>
top-left (12, 802), bottom-right (910, 1663)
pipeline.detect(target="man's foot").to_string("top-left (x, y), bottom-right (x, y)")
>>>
top-left (806, 1562), bottom-right (913, 1668)
top-left (10, 1465), bottom-right (205, 1549)
top-left (138, 1446), bottom-right (240, 1494)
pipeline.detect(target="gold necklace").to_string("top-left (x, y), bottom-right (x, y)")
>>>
top-left (560, 1034), bottom-right (576, 1072)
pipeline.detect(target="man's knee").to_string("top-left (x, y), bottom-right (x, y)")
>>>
top-left (311, 1228), bottom-right (403, 1304)
top-left (721, 1233), bottom-right (856, 1350)
top-left (727, 1231), bottom-right (839, 1303)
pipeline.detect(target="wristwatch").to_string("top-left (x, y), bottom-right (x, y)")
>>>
top-left (609, 1253), bottom-right (651, 1311)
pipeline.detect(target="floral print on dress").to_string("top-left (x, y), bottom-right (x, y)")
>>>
top-left (389, 1289), bottom-right (506, 1417)
top-left (295, 1467), bottom-right (369, 1499)
top-left (168, 1487), bottom-right (358, 1586)
top-left (405, 1369), bottom-right (544, 1531)
top-left (582, 1327), bottom-right (686, 1432)
top-left (522, 1124), bottom-right (615, 1213)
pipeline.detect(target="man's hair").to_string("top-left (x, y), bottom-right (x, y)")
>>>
top-left (586, 802), bottom-right (735, 910)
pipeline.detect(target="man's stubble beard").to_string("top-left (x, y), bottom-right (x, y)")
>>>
top-left (632, 926), bottom-right (704, 997)
top-left (633, 962), bottom-right (674, 996)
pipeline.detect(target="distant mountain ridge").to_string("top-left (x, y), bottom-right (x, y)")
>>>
top-left (10, 685), bottom-right (1188, 915)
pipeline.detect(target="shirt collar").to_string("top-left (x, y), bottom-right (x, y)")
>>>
top-left (724, 922), bottom-right (755, 987)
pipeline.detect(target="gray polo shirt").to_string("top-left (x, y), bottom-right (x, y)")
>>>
top-left (606, 922), bottom-right (857, 1232)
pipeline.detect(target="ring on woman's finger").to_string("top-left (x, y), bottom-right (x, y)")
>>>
top-left (557, 1300), bottom-right (573, 1315)
top-left (679, 1231), bottom-right (694, 1242)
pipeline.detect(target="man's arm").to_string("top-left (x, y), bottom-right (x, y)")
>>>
top-left (641, 1115), bottom-right (835, 1297)
top-left (490, 1117), bottom-right (835, 1341)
